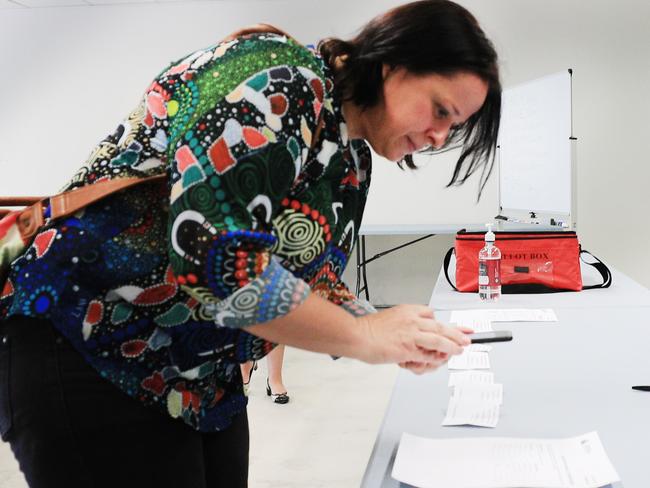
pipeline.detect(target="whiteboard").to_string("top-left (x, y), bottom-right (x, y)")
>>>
top-left (498, 70), bottom-right (573, 217)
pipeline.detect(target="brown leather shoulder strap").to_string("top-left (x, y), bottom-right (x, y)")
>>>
top-left (3, 174), bottom-right (166, 242)
top-left (221, 23), bottom-right (296, 44)
top-left (48, 174), bottom-right (166, 219)
top-left (0, 197), bottom-right (44, 207)
top-left (1, 175), bottom-right (166, 226)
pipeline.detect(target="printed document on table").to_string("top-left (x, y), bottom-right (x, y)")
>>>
top-left (441, 395), bottom-right (500, 428)
top-left (392, 431), bottom-right (620, 488)
top-left (448, 371), bottom-right (495, 386)
top-left (448, 351), bottom-right (490, 370)
top-left (450, 308), bottom-right (558, 323)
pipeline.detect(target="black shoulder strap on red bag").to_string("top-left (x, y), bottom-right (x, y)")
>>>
top-left (443, 247), bottom-right (458, 291)
top-left (443, 246), bottom-right (611, 292)
top-left (579, 249), bottom-right (612, 289)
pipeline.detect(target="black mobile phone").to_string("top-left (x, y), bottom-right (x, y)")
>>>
top-left (469, 330), bottom-right (513, 344)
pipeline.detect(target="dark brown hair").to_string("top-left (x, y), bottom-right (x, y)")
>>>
top-left (319, 0), bottom-right (501, 197)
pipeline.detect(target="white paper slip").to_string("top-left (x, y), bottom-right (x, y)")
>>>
top-left (452, 383), bottom-right (503, 405)
top-left (449, 310), bottom-right (481, 324)
top-left (466, 343), bottom-right (492, 352)
top-left (441, 395), bottom-right (500, 428)
top-left (448, 370), bottom-right (495, 386)
top-left (467, 318), bottom-right (493, 332)
top-left (392, 431), bottom-right (620, 488)
top-left (450, 308), bottom-right (558, 323)
top-left (447, 351), bottom-right (490, 370)
top-left (495, 308), bottom-right (557, 322)
top-left (450, 317), bottom-right (493, 332)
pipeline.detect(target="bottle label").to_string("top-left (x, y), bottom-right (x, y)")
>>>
top-left (479, 260), bottom-right (500, 286)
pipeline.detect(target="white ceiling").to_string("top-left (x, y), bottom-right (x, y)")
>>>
top-left (0, 0), bottom-right (281, 8)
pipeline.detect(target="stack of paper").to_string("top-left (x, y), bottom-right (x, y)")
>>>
top-left (392, 431), bottom-right (620, 488)
top-left (442, 307), bottom-right (558, 429)
top-left (445, 312), bottom-right (499, 427)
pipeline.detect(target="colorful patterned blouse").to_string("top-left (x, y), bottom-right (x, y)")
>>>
top-left (0, 32), bottom-right (374, 431)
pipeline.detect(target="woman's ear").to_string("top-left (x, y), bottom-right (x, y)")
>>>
top-left (333, 54), bottom-right (349, 72)
top-left (381, 63), bottom-right (393, 80)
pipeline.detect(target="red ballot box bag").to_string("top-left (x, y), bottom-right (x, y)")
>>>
top-left (443, 230), bottom-right (611, 293)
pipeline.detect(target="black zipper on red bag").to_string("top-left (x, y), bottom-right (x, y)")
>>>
top-left (456, 230), bottom-right (577, 241)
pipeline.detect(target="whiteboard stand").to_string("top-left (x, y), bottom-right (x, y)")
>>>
top-left (496, 137), bottom-right (577, 231)
top-left (354, 233), bottom-right (436, 307)
top-left (354, 224), bottom-right (491, 307)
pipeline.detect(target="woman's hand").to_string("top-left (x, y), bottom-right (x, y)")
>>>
top-left (398, 324), bottom-right (474, 374)
top-left (245, 296), bottom-right (470, 371)
top-left (354, 305), bottom-right (470, 367)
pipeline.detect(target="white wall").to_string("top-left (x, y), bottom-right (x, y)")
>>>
top-left (1, 0), bottom-right (649, 297)
top-left (462, 0), bottom-right (650, 292)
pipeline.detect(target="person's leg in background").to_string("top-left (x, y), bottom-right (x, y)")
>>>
top-left (265, 345), bottom-right (289, 404)
top-left (240, 360), bottom-right (257, 395)
top-left (240, 345), bottom-right (289, 404)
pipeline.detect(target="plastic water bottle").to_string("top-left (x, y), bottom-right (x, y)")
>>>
top-left (478, 223), bottom-right (501, 301)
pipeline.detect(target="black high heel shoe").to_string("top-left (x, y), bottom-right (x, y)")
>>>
top-left (266, 378), bottom-right (290, 404)
top-left (242, 361), bottom-right (257, 395)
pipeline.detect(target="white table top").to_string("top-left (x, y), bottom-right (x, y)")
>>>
top-left (362, 268), bottom-right (650, 488)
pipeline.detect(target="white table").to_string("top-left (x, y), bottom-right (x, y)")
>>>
top-left (361, 267), bottom-right (650, 488)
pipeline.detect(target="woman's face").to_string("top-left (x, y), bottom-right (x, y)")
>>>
top-left (360, 68), bottom-right (489, 162)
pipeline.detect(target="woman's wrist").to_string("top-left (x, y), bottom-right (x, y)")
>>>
top-left (243, 294), bottom-right (367, 360)
top-left (349, 314), bottom-right (373, 363)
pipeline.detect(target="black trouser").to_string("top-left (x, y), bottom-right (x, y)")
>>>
top-left (0, 315), bottom-right (249, 488)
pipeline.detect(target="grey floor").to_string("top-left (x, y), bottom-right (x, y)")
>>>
top-left (0, 347), bottom-right (397, 488)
